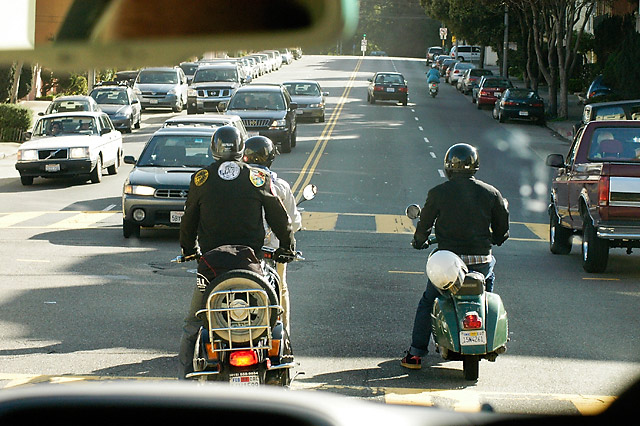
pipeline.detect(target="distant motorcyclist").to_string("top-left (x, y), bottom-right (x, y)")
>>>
top-left (243, 135), bottom-right (302, 335)
top-left (178, 125), bottom-right (294, 379)
top-left (426, 64), bottom-right (440, 84)
top-left (401, 143), bottom-right (509, 370)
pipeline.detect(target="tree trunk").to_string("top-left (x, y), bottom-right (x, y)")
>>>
top-left (9, 61), bottom-right (23, 103)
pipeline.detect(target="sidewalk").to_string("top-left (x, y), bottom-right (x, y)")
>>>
top-left (0, 100), bottom-right (49, 160)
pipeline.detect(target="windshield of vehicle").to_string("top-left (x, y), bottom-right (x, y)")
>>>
top-left (588, 128), bottom-right (640, 162)
top-left (90, 89), bottom-right (129, 105)
top-left (284, 83), bottom-right (320, 96)
top-left (33, 116), bottom-right (97, 136)
top-left (137, 70), bottom-right (179, 84)
top-left (180, 64), bottom-right (198, 76)
top-left (45, 100), bottom-right (91, 114)
top-left (193, 68), bottom-right (238, 83)
top-left (228, 92), bottom-right (285, 110)
top-left (137, 135), bottom-right (214, 167)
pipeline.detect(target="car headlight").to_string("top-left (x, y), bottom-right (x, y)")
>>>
top-left (309, 103), bottom-right (322, 108)
top-left (123, 185), bottom-right (156, 196)
top-left (188, 88), bottom-right (197, 97)
top-left (269, 119), bottom-right (286, 128)
top-left (69, 147), bottom-right (90, 159)
top-left (18, 149), bottom-right (37, 161)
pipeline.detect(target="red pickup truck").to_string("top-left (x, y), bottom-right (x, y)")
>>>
top-left (546, 120), bottom-right (640, 273)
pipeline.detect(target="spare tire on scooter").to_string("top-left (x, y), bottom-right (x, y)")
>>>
top-left (201, 269), bottom-right (278, 345)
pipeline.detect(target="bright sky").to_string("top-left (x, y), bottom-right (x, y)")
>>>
top-left (0, 0), bottom-right (36, 50)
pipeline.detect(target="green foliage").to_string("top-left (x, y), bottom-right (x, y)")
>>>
top-left (0, 103), bottom-right (33, 142)
top-left (603, 28), bottom-right (640, 100)
top-left (0, 66), bottom-right (12, 103)
top-left (56, 72), bottom-right (88, 96)
top-left (593, 14), bottom-right (636, 69)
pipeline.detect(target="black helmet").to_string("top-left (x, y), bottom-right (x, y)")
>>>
top-left (211, 126), bottom-right (244, 161)
top-left (243, 136), bottom-right (276, 167)
top-left (444, 143), bottom-right (479, 179)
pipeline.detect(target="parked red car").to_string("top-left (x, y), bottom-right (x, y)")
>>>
top-left (475, 77), bottom-right (514, 109)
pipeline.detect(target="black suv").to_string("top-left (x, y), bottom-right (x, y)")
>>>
top-left (224, 84), bottom-right (298, 153)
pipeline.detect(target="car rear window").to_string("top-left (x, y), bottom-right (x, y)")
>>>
top-left (91, 89), bottom-right (129, 105)
top-left (471, 69), bottom-right (493, 77)
top-left (284, 83), bottom-right (320, 96)
top-left (587, 127), bottom-right (640, 162)
top-left (594, 106), bottom-right (626, 121)
top-left (483, 79), bottom-right (512, 88)
top-left (138, 135), bottom-right (213, 167)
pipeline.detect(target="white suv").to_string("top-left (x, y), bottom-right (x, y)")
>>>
top-left (450, 45), bottom-right (481, 62)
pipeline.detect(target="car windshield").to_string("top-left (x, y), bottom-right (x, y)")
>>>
top-left (180, 64), bottom-right (198, 76)
top-left (587, 128), bottom-right (640, 162)
top-left (45, 100), bottom-right (91, 114)
top-left (137, 70), bottom-right (178, 84)
top-left (284, 83), bottom-right (320, 96)
top-left (193, 68), bottom-right (238, 83)
top-left (90, 89), bottom-right (129, 105)
top-left (229, 92), bottom-right (285, 110)
top-left (32, 116), bottom-right (97, 136)
top-left (137, 135), bottom-right (213, 167)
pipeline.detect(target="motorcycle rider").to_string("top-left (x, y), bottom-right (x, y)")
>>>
top-left (178, 125), bottom-right (295, 379)
top-left (242, 135), bottom-right (302, 335)
top-left (426, 63), bottom-right (440, 84)
top-left (401, 143), bottom-right (509, 369)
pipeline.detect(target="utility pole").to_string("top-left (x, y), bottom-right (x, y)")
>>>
top-left (502, 4), bottom-right (509, 77)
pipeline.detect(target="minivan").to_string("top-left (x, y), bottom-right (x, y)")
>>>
top-left (450, 45), bottom-right (481, 62)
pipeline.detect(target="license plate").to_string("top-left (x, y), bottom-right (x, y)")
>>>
top-left (460, 330), bottom-right (487, 346)
top-left (386, 88), bottom-right (395, 92)
top-left (296, 109), bottom-right (303, 114)
top-left (170, 211), bottom-right (184, 223)
top-left (45, 164), bottom-right (60, 172)
top-left (519, 110), bottom-right (529, 116)
top-left (229, 372), bottom-right (260, 386)
top-left (494, 92), bottom-right (502, 98)
top-left (150, 99), bottom-right (158, 104)
top-left (248, 131), bottom-right (260, 137)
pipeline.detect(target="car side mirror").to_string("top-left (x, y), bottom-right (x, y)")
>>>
top-left (38, 112), bottom-right (44, 116)
top-left (133, 98), bottom-right (139, 104)
top-left (546, 154), bottom-right (565, 168)
top-left (123, 155), bottom-right (137, 164)
top-left (100, 128), bottom-right (110, 135)
top-left (322, 92), bottom-right (329, 96)
top-left (405, 204), bottom-right (421, 219)
top-left (290, 102), bottom-right (298, 110)
top-left (23, 131), bottom-right (32, 141)
top-left (367, 77), bottom-right (372, 82)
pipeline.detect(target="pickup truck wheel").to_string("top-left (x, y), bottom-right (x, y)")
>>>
top-left (550, 213), bottom-right (572, 254)
top-left (581, 222), bottom-right (609, 273)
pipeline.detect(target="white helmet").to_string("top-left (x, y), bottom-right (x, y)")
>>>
top-left (426, 250), bottom-right (468, 294)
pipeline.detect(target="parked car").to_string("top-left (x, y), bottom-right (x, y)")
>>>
top-left (474, 76), bottom-right (514, 108)
top-left (40, 95), bottom-right (101, 116)
top-left (450, 45), bottom-right (481, 62)
top-left (278, 48), bottom-right (293, 64)
top-left (448, 62), bottom-right (475, 85)
top-left (224, 83), bottom-right (298, 153)
top-left (585, 74), bottom-right (613, 103)
top-left (133, 66), bottom-right (188, 112)
top-left (162, 114), bottom-right (248, 140)
top-left (460, 68), bottom-right (494, 95)
top-left (573, 99), bottom-right (640, 136)
top-left (439, 58), bottom-right (457, 77)
top-left (426, 46), bottom-right (443, 63)
top-left (283, 80), bottom-right (328, 122)
top-left (370, 51), bottom-right (388, 56)
top-left (16, 112), bottom-right (123, 186)
top-left (546, 120), bottom-right (640, 272)
top-left (492, 88), bottom-right (545, 124)
top-left (89, 83), bottom-right (141, 133)
top-left (186, 62), bottom-right (250, 114)
top-left (367, 72), bottom-right (408, 106)
top-left (122, 126), bottom-right (218, 238)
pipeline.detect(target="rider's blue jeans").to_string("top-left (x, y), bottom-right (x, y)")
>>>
top-left (409, 256), bottom-right (495, 357)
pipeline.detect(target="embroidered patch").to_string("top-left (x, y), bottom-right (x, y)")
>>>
top-left (218, 161), bottom-right (241, 180)
top-left (249, 169), bottom-right (267, 187)
top-left (194, 169), bottom-right (209, 186)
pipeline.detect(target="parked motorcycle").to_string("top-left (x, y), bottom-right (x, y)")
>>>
top-left (429, 82), bottom-right (439, 98)
top-left (405, 204), bottom-right (508, 381)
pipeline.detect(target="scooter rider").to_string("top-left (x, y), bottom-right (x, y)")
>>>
top-left (401, 143), bottom-right (509, 370)
top-left (242, 135), bottom-right (302, 335)
top-left (178, 125), bottom-right (295, 379)
top-left (426, 63), bottom-right (440, 84)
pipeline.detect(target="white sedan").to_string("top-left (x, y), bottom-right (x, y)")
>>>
top-left (15, 112), bottom-right (123, 186)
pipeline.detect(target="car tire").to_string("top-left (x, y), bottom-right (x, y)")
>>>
top-left (123, 219), bottom-right (140, 238)
top-left (498, 111), bottom-right (505, 123)
top-left (549, 211), bottom-right (572, 255)
top-left (492, 107), bottom-right (498, 119)
top-left (401, 97), bottom-right (408, 106)
top-left (172, 98), bottom-right (183, 113)
top-left (291, 128), bottom-right (297, 147)
top-left (476, 101), bottom-right (482, 110)
top-left (187, 104), bottom-right (196, 115)
top-left (134, 114), bottom-right (141, 129)
top-left (90, 155), bottom-right (102, 184)
top-left (107, 150), bottom-right (120, 175)
top-left (320, 113), bottom-right (325, 123)
top-left (581, 221), bottom-right (609, 273)
top-left (20, 175), bottom-right (34, 186)
top-left (280, 133), bottom-right (292, 153)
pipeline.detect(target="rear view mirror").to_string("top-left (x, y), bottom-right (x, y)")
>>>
top-left (546, 154), bottom-right (565, 168)
top-left (302, 184), bottom-right (317, 201)
top-left (0, 0), bottom-right (359, 70)
top-left (123, 155), bottom-right (136, 165)
top-left (405, 204), bottom-right (421, 219)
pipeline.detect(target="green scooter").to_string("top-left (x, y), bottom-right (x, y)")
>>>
top-left (406, 204), bottom-right (508, 381)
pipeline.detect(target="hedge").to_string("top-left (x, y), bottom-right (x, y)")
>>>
top-left (0, 103), bottom-right (33, 142)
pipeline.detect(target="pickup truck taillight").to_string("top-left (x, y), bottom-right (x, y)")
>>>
top-left (598, 176), bottom-right (610, 207)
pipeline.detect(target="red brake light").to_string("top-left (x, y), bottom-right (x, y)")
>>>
top-left (229, 350), bottom-right (258, 367)
top-left (531, 103), bottom-right (544, 107)
top-left (503, 101), bottom-right (517, 106)
top-left (598, 176), bottom-right (610, 207)
top-left (480, 90), bottom-right (490, 96)
top-left (399, 87), bottom-right (408, 93)
top-left (463, 312), bottom-right (483, 329)
top-left (374, 85), bottom-right (384, 92)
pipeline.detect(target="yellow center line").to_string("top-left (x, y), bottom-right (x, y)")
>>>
top-left (292, 57), bottom-right (363, 200)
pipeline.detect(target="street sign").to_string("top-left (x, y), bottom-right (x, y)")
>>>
top-left (439, 27), bottom-right (447, 40)
top-left (360, 38), bottom-right (367, 52)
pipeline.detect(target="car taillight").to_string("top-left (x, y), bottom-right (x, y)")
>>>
top-left (531, 103), bottom-right (543, 107)
top-left (229, 350), bottom-right (258, 367)
top-left (463, 312), bottom-right (483, 329)
top-left (454, 70), bottom-right (460, 74)
top-left (480, 90), bottom-right (490, 96)
top-left (374, 85), bottom-right (384, 92)
top-left (598, 176), bottom-right (610, 207)
top-left (399, 87), bottom-right (408, 93)
top-left (502, 101), bottom-right (517, 106)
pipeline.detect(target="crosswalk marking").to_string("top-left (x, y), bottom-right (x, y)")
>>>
top-left (0, 211), bottom-right (45, 227)
top-left (46, 211), bottom-right (118, 229)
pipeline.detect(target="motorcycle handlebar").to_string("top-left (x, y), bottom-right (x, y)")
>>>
top-left (171, 253), bottom-right (201, 263)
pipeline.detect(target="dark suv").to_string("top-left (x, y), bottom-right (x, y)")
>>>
top-left (224, 84), bottom-right (298, 153)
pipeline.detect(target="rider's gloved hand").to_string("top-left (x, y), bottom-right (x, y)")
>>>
top-left (411, 237), bottom-right (428, 250)
top-left (275, 247), bottom-right (295, 263)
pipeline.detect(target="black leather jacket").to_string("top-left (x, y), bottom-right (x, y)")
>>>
top-left (413, 175), bottom-right (509, 255)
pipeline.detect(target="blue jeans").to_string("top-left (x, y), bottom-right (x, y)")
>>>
top-left (409, 256), bottom-right (496, 357)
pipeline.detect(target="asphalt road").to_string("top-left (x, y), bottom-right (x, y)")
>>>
top-left (0, 55), bottom-right (638, 415)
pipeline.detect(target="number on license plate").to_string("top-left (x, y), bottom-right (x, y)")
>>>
top-left (229, 372), bottom-right (260, 386)
top-left (460, 330), bottom-right (487, 346)
top-left (45, 164), bottom-right (60, 172)
top-left (170, 211), bottom-right (184, 223)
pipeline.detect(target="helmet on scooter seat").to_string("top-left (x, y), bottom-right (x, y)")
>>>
top-left (212, 125), bottom-right (244, 161)
top-left (444, 143), bottom-right (479, 179)
top-left (243, 136), bottom-right (277, 167)
top-left (426, 250), bottom-right (468, 294)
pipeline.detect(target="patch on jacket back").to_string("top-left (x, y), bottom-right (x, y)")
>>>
top-left (249, 168), bottom-right (267, 187)
top-left (194, 169), bottom-right (209, 186)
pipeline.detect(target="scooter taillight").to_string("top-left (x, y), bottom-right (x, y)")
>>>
top-left (463, 312), bottom-right (483, 329)
top-left (230, 350), bottom-right (258, 367)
